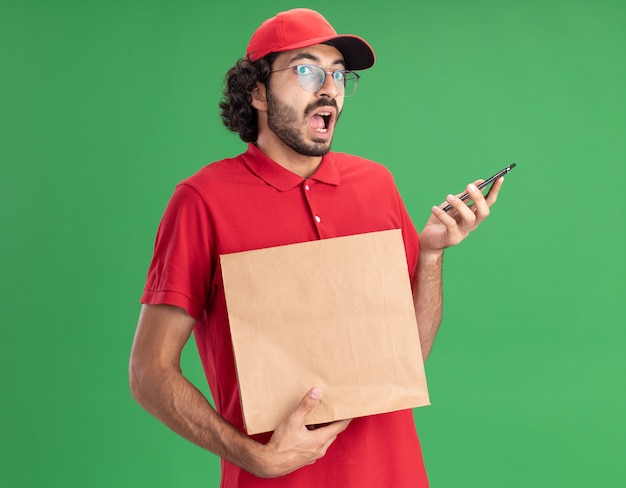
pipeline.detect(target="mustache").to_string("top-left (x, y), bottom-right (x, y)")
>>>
top-left (305, 99), bottom-right (339, 115)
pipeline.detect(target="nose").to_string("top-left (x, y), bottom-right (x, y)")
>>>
top-left (317, 71), bottom-right (340, 99)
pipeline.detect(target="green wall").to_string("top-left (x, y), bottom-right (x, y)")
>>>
top-left (2, 0), bottom-right (624, 486)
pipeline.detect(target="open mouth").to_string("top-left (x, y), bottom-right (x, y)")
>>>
top-left (309, 111), bottom-right (333, 133)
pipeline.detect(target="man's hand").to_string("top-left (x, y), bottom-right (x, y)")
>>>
top-left (250, 388), bottom-right (351, 478)
top-left (410, 177), bottom-right (504, 359)
top-left (418, 177), bottom-right (504, 253)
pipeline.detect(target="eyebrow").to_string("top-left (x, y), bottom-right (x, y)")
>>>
top-left (285, 52), bottom-right (345, 67)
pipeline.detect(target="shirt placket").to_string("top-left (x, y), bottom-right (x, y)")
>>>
top-left (302, 179), bottom-right (325, 239)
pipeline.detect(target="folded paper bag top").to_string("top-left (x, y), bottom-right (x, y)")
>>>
top-left (220, 229), bottom-right (430, 435)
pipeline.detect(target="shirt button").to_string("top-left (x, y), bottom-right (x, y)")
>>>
top-left (304, 184), bottom-right (310, 191)
top-left (315, 215), bottom-right (321, 223)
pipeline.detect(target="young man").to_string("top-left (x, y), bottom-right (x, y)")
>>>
top-left (129, 8), bottom-right (504, 488)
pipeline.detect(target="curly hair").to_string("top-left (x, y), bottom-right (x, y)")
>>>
top-left (219, 54), bottom-right (277, 143)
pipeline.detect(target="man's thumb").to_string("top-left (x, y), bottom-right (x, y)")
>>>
top-left (295, 387), bottom-right (321, 420)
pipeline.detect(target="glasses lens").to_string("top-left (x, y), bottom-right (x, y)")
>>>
top-left (338, 70), bottom-right (358, 97)
top-left (296, 65), bottom-right (325, 92)
top-left (295, 65), bottom-right (359, 97)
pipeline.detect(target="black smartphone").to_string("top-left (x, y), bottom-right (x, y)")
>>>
top-left (443, 163), bottom-right (516, 212)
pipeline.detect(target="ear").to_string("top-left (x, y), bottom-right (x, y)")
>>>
top-left (250, 82), bottom-right (268, 112)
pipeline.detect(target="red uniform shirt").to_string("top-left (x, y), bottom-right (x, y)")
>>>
top-left (142, 143), bottom-right (429, 487)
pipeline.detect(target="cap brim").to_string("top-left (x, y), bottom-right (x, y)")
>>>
top-left (324, 36), bottom-right (376, 70)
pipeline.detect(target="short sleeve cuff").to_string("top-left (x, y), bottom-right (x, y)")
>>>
top-left (140, 289), bottom-right (204, 321)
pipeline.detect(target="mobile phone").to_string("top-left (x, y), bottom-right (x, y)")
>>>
top-left (442, 163), bottom-right (516, 212)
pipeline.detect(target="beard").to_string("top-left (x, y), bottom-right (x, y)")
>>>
top-left (266, 88), bottom-right (340, 157)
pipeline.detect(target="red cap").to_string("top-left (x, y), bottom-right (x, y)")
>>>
top-left (246, 8), bottom-right (375, 70)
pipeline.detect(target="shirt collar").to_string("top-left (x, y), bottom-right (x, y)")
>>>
top-left (240, 143), bottom-right (341, 192)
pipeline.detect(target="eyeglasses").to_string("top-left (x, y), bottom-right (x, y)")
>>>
top-left (270, 64), bottom-right (360, 97)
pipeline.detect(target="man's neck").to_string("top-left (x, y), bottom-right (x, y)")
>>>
top-left (255, 133), bottom-right (323, 179)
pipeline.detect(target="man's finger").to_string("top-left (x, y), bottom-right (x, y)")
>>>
top-left (484, 176), bottom-right (504, 206)
top-left (290, 388), bottom-right (321, 427)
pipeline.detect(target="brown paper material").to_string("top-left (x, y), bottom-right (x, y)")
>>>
top-left (220, 229), bottom-right (430, 435)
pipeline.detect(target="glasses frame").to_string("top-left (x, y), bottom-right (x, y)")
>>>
top-left (269, 64), bottom-right (361, 97)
